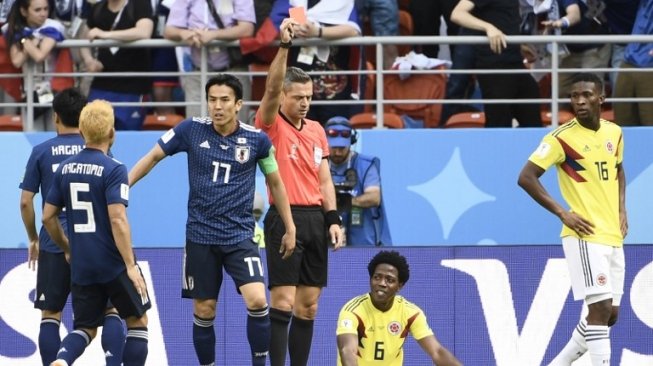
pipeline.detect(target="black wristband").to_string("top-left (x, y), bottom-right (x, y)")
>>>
top-left (325, 210), bottom-right (341, 226)
top-left (279, 40), bottom-right (292, 49)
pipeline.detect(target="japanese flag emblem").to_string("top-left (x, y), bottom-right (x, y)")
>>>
top-left (235, 146), bottom-right (250, 164)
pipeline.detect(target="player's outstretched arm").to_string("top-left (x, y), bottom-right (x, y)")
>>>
top-left (266, 170), bottom-right (296, 259)
top-left (129, 144), bottom-right (167, 187)
top-left (42, 203), bottom-right (70, 256)
top-left (19, 190), bottom-right (39, 270)
top-left (417, 335), bottom-right (462, 366)
top-left (337, 334), bottom-right (359, 366)
top-left (258, 18), bottom-right (297, 126)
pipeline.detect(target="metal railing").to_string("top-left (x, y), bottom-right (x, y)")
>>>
top-left (2, 34), bottom-right (653, 130)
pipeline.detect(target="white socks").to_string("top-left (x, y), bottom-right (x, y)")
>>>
top-left (585, 324), bottom-right (610, 366)
top-left (548, 319), bottom-right (588, 365)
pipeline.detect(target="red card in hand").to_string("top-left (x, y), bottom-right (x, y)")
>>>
top-left (289, 6), bottom-right (307, 25)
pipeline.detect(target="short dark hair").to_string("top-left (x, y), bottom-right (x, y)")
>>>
top-left (52, 88), bottom-right (87, 128)
top-left (205, 74), bottom-right (243, 101)
top-left (368, 250), bottom-right (410, 284)
top-left (570, 73), bottom-right (604, 94)
top-left (283, 66), bottom-right (312, 90)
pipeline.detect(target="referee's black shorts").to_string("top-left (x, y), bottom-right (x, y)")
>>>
top-left (264, 205), bottom-right (328, 288)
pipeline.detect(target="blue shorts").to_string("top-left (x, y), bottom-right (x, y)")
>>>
top-left (34, 251), bottom-right (71, 312)
top-left (88, 88), bottom-right (146, 130)
top-left (182, 239), bottom-right (264, 300)
top-left (71, 267), bottom-right (151, 329)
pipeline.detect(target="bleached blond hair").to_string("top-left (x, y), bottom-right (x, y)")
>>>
top-left (79, 100), bottom-right (114, 145)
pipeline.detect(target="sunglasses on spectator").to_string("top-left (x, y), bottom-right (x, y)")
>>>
top-left (326, 129), bottom-right (352, 138)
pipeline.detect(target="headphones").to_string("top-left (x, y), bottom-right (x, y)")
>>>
top-left (325, 116), bottom-right (358, 145)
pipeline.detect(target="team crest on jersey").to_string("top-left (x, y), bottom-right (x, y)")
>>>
top-left (596, 273), bottom-right (608, 286)
top-left (387, 321), bottom-right (402, 335)
top-left (235, 146), bottom-right (251, 163)
top-left (605, 140), bottom-right (614, 153)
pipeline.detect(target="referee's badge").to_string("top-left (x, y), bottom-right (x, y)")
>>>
top-left (235, 146), bottom-right (251, 163)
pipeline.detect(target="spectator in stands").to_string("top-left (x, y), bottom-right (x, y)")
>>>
top-left (150, 0), bottom-right (180, 116)
top-left (3, 0), bottom-right (66, 130)
top-left (164, 0), bottom-right (255, 120)
top-left (79, 0), bottom-right (154, 130)
top-left (337, 250), bottom-right (461, 365)
top-left (542, 0), bottom-right (611, 99)
top-left (409, 0), bottom-right (459, 59)
top-left (355, 0), bottom-right (398, 69)
top-left (613, 0), bottom-right (653, 126)
top-left (451, 0), bottom-right (542, 128)
top-left (325, 116), bottom-right (391, 246)
top-left (603, 0), bottom-right (639, 95)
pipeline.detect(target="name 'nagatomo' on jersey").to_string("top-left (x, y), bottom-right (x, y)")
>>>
top-left (60, 162), bottom-right (105, 177)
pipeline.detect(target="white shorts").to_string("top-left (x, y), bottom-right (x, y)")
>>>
top-left (562, 236), bottom-right (625, 306)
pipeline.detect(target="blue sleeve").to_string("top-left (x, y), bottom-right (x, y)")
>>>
top-left (19, 149), bottom-right (41, 192)
top-left (158, 119), bottom-right (191, 156)
top-left (363, 159), bottom-right (380, 190)
top-left (257, 132), bottom-right (273, 160)
top-left (45, 169), bottom-right (64, 207)
top-left (105, 164), bottom-right (129, 207)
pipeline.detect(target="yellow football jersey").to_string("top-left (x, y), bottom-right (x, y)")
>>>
top-left (528, 119), bottom-right (624, 247)
top-left (336, 293), bottom-right (433, 366)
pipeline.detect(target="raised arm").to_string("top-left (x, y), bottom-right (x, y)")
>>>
top-left (20, 190), bottom-right (39, 269)
top-left (337, 333), bottom-right (359, 366)
top-left (129, 144), bottom-right (167, 186)
top-left (257, 18), bottom-right (296, 126)
top-left (417, 335), bottom-right (462, 366)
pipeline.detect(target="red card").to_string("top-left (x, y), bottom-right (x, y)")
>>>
top-left (289, 6), bottom-right (307, 25)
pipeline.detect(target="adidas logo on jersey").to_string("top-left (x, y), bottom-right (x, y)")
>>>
top-left (199, 141), bottom-right (210, 149)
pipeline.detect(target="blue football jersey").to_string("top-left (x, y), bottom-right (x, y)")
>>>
top-left (46, 148), bottom-right (129, 285)
top-left (19, 134), bottom-right (85, 253)
top-left (158, 118), bottom-right (273, 245)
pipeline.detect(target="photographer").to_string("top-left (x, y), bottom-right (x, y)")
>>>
top-left (325, 116), bottom-right (392, 246)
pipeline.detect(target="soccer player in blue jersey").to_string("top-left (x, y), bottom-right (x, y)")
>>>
top-left (129, 74), bottom-right (296, 366)
top-left (18, 88), bottom-right (126, 366)
top-left (42, 100), bottom-right (151, 366)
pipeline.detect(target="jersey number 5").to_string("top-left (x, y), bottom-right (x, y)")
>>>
top-left (70, 182), bottom-right (96, 233)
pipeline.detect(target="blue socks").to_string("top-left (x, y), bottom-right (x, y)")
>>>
top-left (247, 307), bottom-right (270, 366)
top-left (56, 329), bottom-right (90, 365)
top-left (39, 318), bottom-right (61, 365)
top-left (123, 327), bottom-right (149, 366)
top-left (101, 312), bottom-right (126, 366)
top-left (193, 315), bottom-right (216, 366)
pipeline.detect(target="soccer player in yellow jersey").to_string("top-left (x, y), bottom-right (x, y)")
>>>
top-left (518, 73), bottom-right (628, 366)
top-left (336, 251), bottom-right (461, 366)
